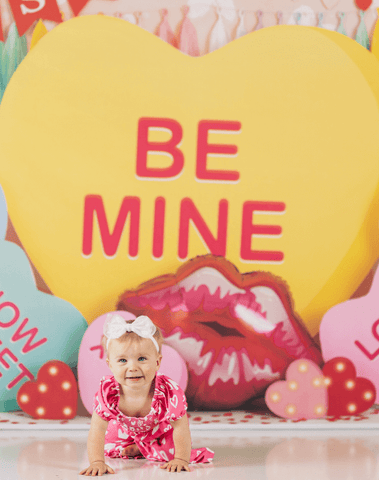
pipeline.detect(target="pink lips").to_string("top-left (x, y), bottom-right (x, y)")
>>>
top-left (117, 256), bottom-right (322, 409)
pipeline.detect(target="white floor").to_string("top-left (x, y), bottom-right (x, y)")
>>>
top-left (1, 428), bottom-right (379, 480)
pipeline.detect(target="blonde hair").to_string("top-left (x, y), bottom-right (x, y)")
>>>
top-left (102, 319), bottom-right (163, 357)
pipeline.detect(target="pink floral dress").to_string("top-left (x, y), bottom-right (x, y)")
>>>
top-left (93, 372), bottom-right (214, 463)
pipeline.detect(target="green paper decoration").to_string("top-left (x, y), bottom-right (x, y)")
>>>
top-left (318, 13), bottom-right (324, 28)
top-left (0, 23), bottom-right (28, 103)
top-left (355, 10), bottom-right (370, 50)
top-left (337, 12), bottom-right (347, 37)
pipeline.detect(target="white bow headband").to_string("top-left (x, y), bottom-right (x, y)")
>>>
top-left (103, 314), bottom-right (159, 352)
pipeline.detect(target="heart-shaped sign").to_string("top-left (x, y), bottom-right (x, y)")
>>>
top-left (1, 19), bottom-right (379, 337)
top-left (17, 360), bottom-right (77, 419)
top-left (265, 359), bottom-right (328, 419)
top-left (78, 311), bottom-right (188, 414)
top-left (320, 265), bottom-right (379, 402)
top-left (0, 240), bottom-right (87, 411)
top-left (322, 357), bottom-right (376, 416)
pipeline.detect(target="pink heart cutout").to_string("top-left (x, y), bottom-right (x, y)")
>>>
top-left (265, 359), bottom-right (328, 419)
top-left (320, 264), bottom-right (379, 403)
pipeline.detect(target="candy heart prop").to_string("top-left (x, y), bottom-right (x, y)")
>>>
top-left (320, 265), bottom-right (379, 403)
top-left (17, 360), bottom-right (77, 419)
top-left (160, 346), bottom-right (188, 393)
top-left (265, 359), bottom-right (328, 420)
top-left (118, 255), bottom-right (321, 409)
top-left (78, 311), bottom-right (188, 414)
top-left (1, 19), bottom-right (379, 336)
top-left (323, 357), bottom-right (376, 416)
top-left (0, 240), bottom-right (87, 411)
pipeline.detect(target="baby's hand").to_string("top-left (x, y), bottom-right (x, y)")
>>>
top-left (79, 461), bottom-right (115, 476)
top-left (160, 458), bottom-right (190, 473)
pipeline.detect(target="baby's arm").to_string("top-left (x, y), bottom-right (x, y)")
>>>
top-left (160, 414), bottom-right (191, 473)
top-left (79, 412), bottom-right (115, 476)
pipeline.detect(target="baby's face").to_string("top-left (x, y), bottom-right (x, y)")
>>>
top-left (106, 336), bottom-right (162, 391)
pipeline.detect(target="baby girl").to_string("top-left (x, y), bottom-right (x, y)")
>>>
top-left (80, 314), bottom-right (214, 476)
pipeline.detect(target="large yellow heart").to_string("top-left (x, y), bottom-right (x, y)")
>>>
top-left (1, 17), bottom-right (379, 335)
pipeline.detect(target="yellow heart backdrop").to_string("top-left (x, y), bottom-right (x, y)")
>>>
top-left (1, 16), bottom-right (379, 336)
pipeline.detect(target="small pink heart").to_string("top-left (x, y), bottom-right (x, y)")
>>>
top-left (265, 359), bottom-right (328, 419)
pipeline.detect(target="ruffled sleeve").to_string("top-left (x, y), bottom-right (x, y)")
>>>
top-left (155, 374), bottom-right (188, 422)
top-left (92, 375), bottom-right (120, 422)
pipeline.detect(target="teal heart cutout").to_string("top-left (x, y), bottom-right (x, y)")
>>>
top-left (0, 240), bottom-right (87, 411)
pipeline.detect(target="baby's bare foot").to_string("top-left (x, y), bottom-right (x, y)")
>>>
top-left (121, 444), bottom-right (141, 457)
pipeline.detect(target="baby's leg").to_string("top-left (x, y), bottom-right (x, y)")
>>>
top-left (105, 420), bottom-right (138, 458)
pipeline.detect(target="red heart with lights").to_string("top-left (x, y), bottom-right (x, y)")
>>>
top-left (17, 360), bottom-right (77, 419)
top-left (323, 357), bottom-right (375, 416)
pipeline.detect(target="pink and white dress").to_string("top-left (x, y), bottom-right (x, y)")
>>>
top-left (93, 372), bottom-right (214, 463)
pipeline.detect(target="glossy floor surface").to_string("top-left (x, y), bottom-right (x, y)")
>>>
top-left (1, 429), bottom-right (379, 480)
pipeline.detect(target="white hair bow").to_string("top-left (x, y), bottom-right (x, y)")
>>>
top-left (103, 314), bottom-right (159, 352)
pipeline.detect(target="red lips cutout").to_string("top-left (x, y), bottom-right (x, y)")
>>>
top-left (17, 360), bottom-right (77, 419)
top-left (323, 357), bottom-right (376, 416)
top-left (118, 255), bottom-right (322, 409)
